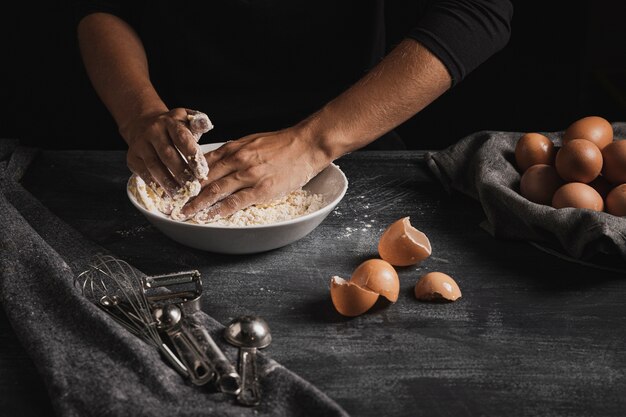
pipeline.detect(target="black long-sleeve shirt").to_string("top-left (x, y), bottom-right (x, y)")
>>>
top-left (76, 0), bottom-right (513, 141)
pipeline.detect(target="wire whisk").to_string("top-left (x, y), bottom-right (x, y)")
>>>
top-left (74, 255), bottom-right (188, 375)
top-left (75, 255), bottom-right (241, 394)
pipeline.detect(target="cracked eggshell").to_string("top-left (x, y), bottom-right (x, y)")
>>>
top-left (414, 272), bottom-right (462, 302)
top-left (378, 217), bottom-right (432, 266)
top-left (350, 259), bottom-right (400, 302)
top-left (330, 276), bottom-right (379, 317)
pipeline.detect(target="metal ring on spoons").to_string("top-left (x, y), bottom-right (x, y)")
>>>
top-left (223, 316), bottom-right (272, 406)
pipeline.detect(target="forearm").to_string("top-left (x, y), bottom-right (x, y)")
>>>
top-left (77, 13), bottom-right (167, 141)
top-left (300, 39), bottom-right (452, 160)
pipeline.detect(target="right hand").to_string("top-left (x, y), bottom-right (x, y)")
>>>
top-left (121, 108), bottom-right (211, 196)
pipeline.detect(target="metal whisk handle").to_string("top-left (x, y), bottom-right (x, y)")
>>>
top-left (158, 343), bottom-right (189, 377)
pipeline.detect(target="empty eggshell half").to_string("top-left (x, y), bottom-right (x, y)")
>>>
top-left (330, 276), bottom-right (379, 317)
top-left (414, 272), bottom-right (462, 302)
top-left (378, 217), bottom-right (432, 266)
top-left (350, 259), bottom-right (400, 302)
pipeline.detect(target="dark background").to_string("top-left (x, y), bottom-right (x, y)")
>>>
top-left (1, 0), bottom-right (625, 151)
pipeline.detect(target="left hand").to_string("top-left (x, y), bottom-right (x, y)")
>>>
top-left (180, 126), bottom-right (332, 220)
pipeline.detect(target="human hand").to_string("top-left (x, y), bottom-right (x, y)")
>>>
top-left (122, 108), bottom-right (213, 196)
top-left (179, 126), bottom-right (332, 221)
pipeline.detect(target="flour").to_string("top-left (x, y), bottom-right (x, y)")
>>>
top-left (129, 175), bottom-right (201, 220)
top-left (198, 190), bottom-right (324, 226)
top-left (129, 175), bottom-right (325, 227)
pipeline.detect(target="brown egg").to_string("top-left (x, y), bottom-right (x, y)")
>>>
top-left (330, 276), bottom-right (379, 317)
top-left (378, 217), bottom-right (431, 266)
top-left (519, 164), bottom-right (563, 205)
top-left (563, 116), bottom-right (613, 150)
top-left (552, 182), bottom-right (604, 211)
top-left (514, 133), bottom-right (556, 172)
top-left (588, 175), bottom-right (614, 199)
top-left (601, 140), bottom-right (626, 184)
top-left (414, 272), bottom-right (462, 302)
top-left (350, 259), bottom-right (400, 302)
top-left (555, 139), bottom-right (602, 183)
top-left (605, 184), bottom-right (626, 217)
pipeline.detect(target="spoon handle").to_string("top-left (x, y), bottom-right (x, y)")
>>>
top-left (237, 347), bottom-right (261, 406)
top-left (192, 325), bottom-right (241, 395)
top-left (168, 326), bottom-right (215, 386)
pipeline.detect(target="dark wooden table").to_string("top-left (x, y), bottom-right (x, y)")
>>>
top-left (2, 149), bottom-right (626, 417)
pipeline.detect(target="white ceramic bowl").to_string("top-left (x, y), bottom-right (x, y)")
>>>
top-left (127, 143), bottom-right (348, 254)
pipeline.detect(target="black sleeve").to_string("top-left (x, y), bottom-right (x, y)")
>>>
top-left (73, 0), bottom-right (135, 25)
top-left (407, 0), bottom-right (513, 86)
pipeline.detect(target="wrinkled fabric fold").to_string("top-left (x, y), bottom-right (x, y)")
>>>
top-left (0, 139), bottom-right (348, 417)
top-left (425, 123), bottom-right (626, 261)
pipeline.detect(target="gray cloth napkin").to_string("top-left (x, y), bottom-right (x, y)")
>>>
top-left (425, 123), bottom-right (626, 262)
top-left (0, 140), bottom-right (348, 417)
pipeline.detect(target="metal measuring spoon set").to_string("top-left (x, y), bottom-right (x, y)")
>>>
top-left (144, 271), bottom-right (241, 393)
top-left (75, 256), bottom-right (270, 406)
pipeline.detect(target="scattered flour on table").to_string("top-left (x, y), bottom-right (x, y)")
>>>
top-left (129, 175), bottom-right (325, 227)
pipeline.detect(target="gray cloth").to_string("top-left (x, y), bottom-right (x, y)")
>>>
top-left (425, 123), bottom-right (626, 262)
top-left (0, 139), bottom-right (348, 417)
